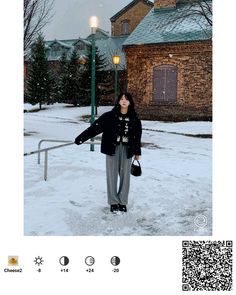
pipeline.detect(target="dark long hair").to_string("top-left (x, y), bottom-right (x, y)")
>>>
top-left (113, 92), bottom-right (136, 116)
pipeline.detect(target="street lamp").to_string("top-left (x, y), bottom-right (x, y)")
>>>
top-left (89, 16), bottom-right (98, 151)
top-left (112, 55), bottom-right (121, 102)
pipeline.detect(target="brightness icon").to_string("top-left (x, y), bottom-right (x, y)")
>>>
top-left (34, 256), bottom-right (44, 266)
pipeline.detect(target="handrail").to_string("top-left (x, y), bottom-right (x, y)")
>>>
top-left (37, 139), bottom-right (73, 164)
top-left (24, 139), bottom-right (100, 181)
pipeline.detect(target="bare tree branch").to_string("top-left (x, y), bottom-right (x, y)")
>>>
top-left (160, 0), bottom-right (212, 38)
top-left (189, 0), bottom-right (212, 26)
top-left (24, 0), bottom-right (54, 56)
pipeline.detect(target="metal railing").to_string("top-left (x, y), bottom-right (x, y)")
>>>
top-left (24, 139), bottom-right (100, 181)
top-left (37, 139), bottom-right (72, 164)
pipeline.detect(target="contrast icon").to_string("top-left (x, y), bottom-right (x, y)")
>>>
top-left (8, 256), bottom-right (18, 266)
top-left (34, 256), bottom-right (44, 266)
top-left (59, 256), bottom-right (69, 266)
top-left (85, 256), bottom-right (95, 266)
top-left (110, 256), bottom-right (120, 266)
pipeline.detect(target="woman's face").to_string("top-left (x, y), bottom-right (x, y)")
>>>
top-left (119, 95), bottom-right (130, 108)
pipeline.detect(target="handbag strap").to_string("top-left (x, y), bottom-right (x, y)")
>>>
top-left (132, 159), bottom-right (141, 166)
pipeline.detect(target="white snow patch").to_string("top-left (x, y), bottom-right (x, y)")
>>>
top-left (24, 103), bottom-right (212, 236)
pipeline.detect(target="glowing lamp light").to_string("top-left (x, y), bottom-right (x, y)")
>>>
top-left (112, 55), bottom-right (121, 65)
top-left (89, 16), bottom-right (98, 29)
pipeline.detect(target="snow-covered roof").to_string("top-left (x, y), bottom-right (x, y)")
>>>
top-left (123, 1), bottom-right (212, 46)
top-left (73, 38), bottom-right (91, 46)
top-left (48, 39), bottom-right (73, 49)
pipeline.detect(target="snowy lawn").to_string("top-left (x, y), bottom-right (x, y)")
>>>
top-left (24, 103), bottom-right (212, 236)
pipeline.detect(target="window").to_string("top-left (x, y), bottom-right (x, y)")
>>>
top-left (76, 43), bottom-right (85, 51)
top-left (122, 21), bottom-right (129, 35)
top-left (52, 44), bottom-right (61, 52)
top-left (153, 65), bottom-right (178, 103)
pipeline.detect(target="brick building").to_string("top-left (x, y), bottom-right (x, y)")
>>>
top-left (123, 0), bottom-right (212, 121)
top-left (25, 0), bottom-right (212, 121)
top-left (110, 0), bottom-right (153, 36)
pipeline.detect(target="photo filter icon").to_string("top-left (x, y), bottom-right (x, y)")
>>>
top-left (8, 256), bottom-right (18, 266)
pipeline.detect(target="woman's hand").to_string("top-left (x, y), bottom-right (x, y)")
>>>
top-left (134, 155), bottom-right (140, 161)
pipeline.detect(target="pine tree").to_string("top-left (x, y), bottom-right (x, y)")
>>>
top-left (78, 53), bottom-right (91, 106)
top-left (79, 46), bottom-right (108, 107)
top-left (57, 51), bottom-right (68, 103)
top-left (95, 47), bottom-right (109, 107)
top-left (60, 49), bottom-right (80, 106)
top-left (27, 34), bottom-right (52, 109)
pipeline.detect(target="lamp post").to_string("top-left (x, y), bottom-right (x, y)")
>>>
top-left (89, 16), bottom-right (98, 151)
top-left (112, 55), bottom-right (121, 102)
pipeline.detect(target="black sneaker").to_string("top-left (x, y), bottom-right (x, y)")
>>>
top-left (119, 204), bottom-right (127, 212)
top-left (110, 204), bottom-right (119, 213)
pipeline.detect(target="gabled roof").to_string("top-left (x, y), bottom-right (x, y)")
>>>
top-left (110, 0), bottom-right (153, 22)
top-left (73, 38), bottom-right (91, 46)
top-left (46, 39), bottom-right (77, 48)
top-left (43, 34), bottom-right (128, 68)
top-left (123, 1), bottom-right (212, 46)
top-left (86, 28), bottom-right (110, 41)
top-left (48, 39), bottom-right (72, 49)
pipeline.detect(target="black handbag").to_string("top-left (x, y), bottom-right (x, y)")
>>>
top-left (131, 159), bottom-right (142, 177)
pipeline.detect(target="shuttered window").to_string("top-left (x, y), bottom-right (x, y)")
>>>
top-left (153, 65), bottom-right (178, 103)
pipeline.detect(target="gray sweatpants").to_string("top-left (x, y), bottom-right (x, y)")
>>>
top-left (106, 143), bottom-right (132, 205)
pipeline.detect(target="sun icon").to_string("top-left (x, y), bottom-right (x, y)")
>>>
top-left (34, 256), bottom-right (44, 266)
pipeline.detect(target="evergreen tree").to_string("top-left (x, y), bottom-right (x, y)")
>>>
top-left (60, 49), bottom-right (80, 106)
top-left (78, 54), bottom-right (91, 106)
top-left (79, 47), bottom-right (108, 108)
top-left (49, 69), bottom-right (59, 104)
top-left (57, 51), bottom-right (68, 103)
top-left (95, 47), bottom-right (109, 108)
top-left (27, 34), bottom-right (52, 109)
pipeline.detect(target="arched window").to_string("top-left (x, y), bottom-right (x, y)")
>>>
top-left (153, 65), bottom-right (178, 103)
top-left (122, 21), bottom-right (129, 35)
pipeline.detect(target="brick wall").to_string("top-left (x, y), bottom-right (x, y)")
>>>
top-left (111, 1), bottom-right (152, 36)
top-left (124, 41), bottom-right (212, 121)
top-left (154, 0), bottom-right (176, 9)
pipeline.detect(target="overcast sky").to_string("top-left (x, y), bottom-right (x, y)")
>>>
top-left (43, 0), bottom-right (151, 40)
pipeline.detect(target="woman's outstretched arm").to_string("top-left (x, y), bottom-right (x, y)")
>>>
top-left (74, 113), bottom-right (106, 145)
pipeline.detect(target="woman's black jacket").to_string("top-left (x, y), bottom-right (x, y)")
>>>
top-left (74, 107), bottom-right (142, 158)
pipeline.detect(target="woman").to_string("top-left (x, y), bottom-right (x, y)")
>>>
top-left (74, 93), bottom-right (142, 213)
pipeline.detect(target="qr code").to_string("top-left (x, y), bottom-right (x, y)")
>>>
top-left (182, 240), bottom-right (233, 291)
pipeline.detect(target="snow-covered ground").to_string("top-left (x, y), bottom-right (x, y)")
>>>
top-left (24, 103), bottom-right (212, 236)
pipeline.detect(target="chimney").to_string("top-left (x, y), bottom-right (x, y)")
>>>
top-left (154, 0), bottom-right (176, 10)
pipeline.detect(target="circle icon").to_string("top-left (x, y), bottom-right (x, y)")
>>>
top-left (194, 214), bottom-right (208, 228)
top-left (59, 256), bottom-right (69, 266)
top-left (110, 256), bottom-right (120, 266)
top-left (34, 256), bottom-right (44, 266)
top-left (85, 256), bottom-right (95, 266)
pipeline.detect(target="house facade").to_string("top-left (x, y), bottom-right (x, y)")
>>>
top-left (25, 0), bottom-right (212, 121)
top-left (110, 0), bottom-right (153, 36)
top-left (123, 0), bottom-right (212, 121)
